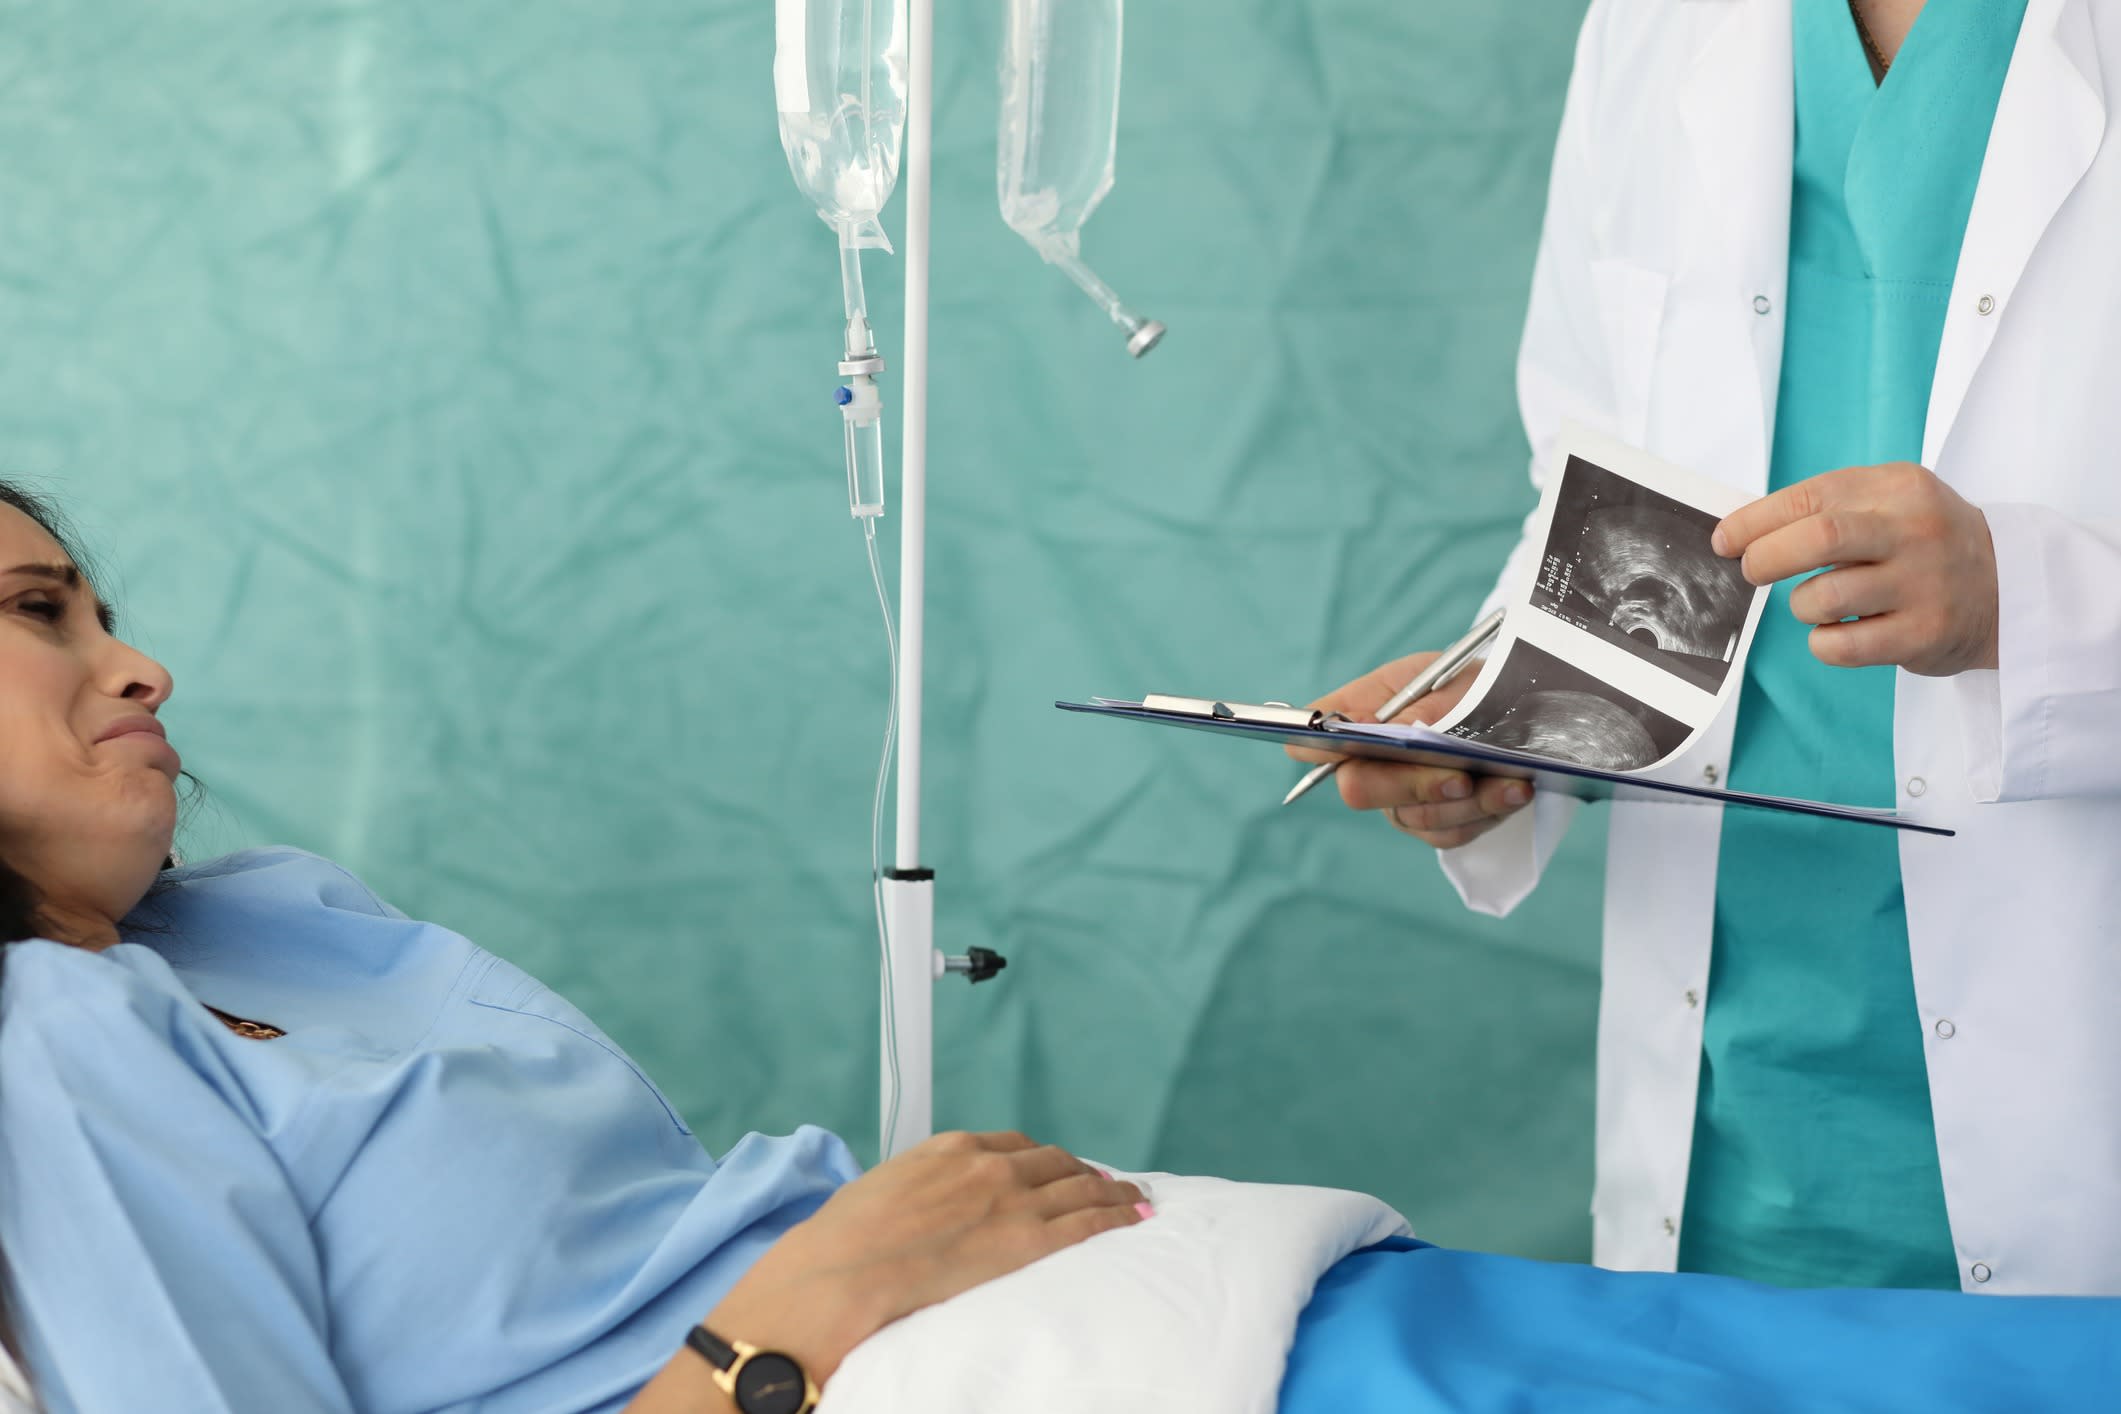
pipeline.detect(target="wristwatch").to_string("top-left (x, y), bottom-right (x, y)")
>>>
top-left (684, 1325), bottom-right (821, 1414)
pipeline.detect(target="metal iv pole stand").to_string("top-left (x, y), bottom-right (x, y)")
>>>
top-left (876, 0), bottom-right (1010, 1160)
top-left (876, 0), bottom-right (940, 1161)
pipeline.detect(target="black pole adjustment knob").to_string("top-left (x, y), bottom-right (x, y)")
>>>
top-left (942, 947), bottom-right (1007, 984)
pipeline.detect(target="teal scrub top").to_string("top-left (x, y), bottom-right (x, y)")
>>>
top-left (1679, 0), bottom-right (2027, 1289)
top-left (0, 848), bottom-right (862, 1413)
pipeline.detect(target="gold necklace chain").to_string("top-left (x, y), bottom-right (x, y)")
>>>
top-left (1850, 1), bottom-right (1892, 77)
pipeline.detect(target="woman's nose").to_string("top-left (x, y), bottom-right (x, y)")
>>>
top-left (107, 641), bottom-right (175, 712)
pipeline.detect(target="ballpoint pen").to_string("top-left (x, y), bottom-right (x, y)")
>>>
top-left (1279, 606), bottom-right (1508, 807)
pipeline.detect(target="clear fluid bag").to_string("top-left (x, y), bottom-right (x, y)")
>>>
top-left (776, 0), bottom-right (908, 518)
top-left (775, 0), bottom-right (909, 251)
top-left (998, 0), bottom-right (1163, 356)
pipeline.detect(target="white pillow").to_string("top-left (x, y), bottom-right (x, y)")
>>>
top-left (819, 1171), bottom-right (1411, 1414)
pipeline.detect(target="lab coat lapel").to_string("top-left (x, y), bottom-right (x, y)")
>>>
top-left (1925, 0), bottom-right (2107, 464)
top-left (1678, 0), bottom-right (1793, 493)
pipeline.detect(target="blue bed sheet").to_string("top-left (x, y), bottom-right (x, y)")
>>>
top-left (1280, 1239), bottom-right (2121, 1412)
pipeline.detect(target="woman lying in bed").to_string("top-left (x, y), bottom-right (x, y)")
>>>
top-left (0, 480), bottom-right (2112, 1414)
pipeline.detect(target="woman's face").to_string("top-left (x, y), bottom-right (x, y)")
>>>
top-left (0, 504), bottom-right (179, 945)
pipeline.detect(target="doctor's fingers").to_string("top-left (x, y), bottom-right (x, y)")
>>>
top-left (1319, 650), bottom-right (1445, 719)
top-left (1335, 758), bottom-right (1474, 812)
top-left (1344, 761), bottom-right (1530, 829)
top-left (1713, 461), bottom-right (1925, 557)
top-left (1807, 608), bottom-right (1984, 675)
top-left (1288, 647), bottom-right (1491, 760)
top-left (1787, 563), bottom-right (1902, 624)
top-left (1737, 508), bottom-right (1904, 587)
top-left (1287, 653), bottom-right (1449, 765)
top-left (1382, 774), bottom-right (1531, 835)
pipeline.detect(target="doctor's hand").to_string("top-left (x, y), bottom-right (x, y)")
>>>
top-left (699, 1130), bottom-right (1145, 1386)
top-left (1286, 650), bottom-right (1532, 850)
top-left (1713, 461), bottom-right (2000, 677)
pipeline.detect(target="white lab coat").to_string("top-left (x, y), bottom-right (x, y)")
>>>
top-left (1442, 0), bottom-right (2121, 1296)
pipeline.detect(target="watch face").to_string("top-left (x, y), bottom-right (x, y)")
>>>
top-left (734, 1351), bottom-right (810, 1414)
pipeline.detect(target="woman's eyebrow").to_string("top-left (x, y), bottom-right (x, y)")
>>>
top-left (3, 561), bottom-right (116, 631)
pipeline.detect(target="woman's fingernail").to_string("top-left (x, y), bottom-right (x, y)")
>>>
top-left (1135, 1202), bottom-right (1157, 1220)
top-left (1505, 783), bottom-right (1531, 806)
top-left (1442, 777), bottom-right (1471, 800)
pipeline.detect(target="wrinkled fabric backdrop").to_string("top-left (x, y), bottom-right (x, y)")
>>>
top-left (0, 0), bottom-right (1603, 1258)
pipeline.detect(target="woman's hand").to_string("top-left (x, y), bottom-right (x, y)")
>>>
top-left (1712, 461), bottom-right (2000, 676)
top-left (704, 1131), bottom-right (1147, 1385)
top-left (1285, 650), bottom-right (1531, 850)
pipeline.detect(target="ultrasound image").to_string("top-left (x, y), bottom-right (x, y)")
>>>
top-left (1447, 639), bottom-right (1690, 772)
top-left (1531, 455), bottom-right (1756, 693)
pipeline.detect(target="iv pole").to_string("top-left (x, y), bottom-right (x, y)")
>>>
top-left (876, 0), bottom-right (939, 1160)
top-left (868, 0), bottom-right (1148, 1158)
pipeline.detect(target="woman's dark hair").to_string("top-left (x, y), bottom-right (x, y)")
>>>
top-left (0, 477), bottom-right (95, 1394)
top-left (0, 479), bottom-right (113, 947)
top-left (0, 477), bottom-right (196, 1396)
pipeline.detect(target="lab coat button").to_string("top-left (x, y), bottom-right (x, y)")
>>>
top-left (1977, 294), bottom-right (1996, 316)
top-left (1702, 763), bottom-right (1721, 784)
top-left (1906, 776), bottom-right (1928, 797)
top-left (1971, 1263), bottom-right (1992, 1283)
top-left (1752, 295), bottom-right (1772, 315)
top-left (1663, 1217), bottom-right (1676, 1237)
top-left (1935, 1018), bottom-right (1956, 1039)
top-left (1684, 989), bottom-right (1699, 1009)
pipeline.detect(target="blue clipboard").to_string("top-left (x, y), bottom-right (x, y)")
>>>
top-left (1056, 698), bottom-right (1954, 838)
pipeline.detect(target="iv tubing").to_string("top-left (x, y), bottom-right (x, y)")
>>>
top-left (840, 243), bottom-right (873, 344)
top-left (1046, 245), bottom-right (1124, 323)
top-left (864, 517), bottom-right (903, 1151)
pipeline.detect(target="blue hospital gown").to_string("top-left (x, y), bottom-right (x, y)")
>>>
top-left (0, 848), bottom-right (860, 1414)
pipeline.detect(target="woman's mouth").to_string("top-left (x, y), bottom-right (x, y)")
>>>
top-left (98, 719), bottom-right (180, 772)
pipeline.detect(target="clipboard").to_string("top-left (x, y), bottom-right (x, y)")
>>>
top-left (1057, 697), bottom-right (1954, 838)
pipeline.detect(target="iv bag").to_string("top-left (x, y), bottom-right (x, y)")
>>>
top-left (998, 0), bottom-right (1164, 355)
top-left (776, 0), bottom-right (909, 250)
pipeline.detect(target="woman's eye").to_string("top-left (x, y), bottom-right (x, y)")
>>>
top-left (16, 597), bottom-right (63, 622)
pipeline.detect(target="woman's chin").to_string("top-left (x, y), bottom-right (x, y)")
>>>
top-left (114, 775), bottom-right (181, 855)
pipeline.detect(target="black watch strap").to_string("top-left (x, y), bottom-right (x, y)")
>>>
top-left (685, 1324), bottom-right (739, 1372)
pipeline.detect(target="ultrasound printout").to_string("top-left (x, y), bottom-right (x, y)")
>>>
top-left (1427, 425), bottom-right (1770, 774)
top-left (1530, 455), bottom-right (1756, 694)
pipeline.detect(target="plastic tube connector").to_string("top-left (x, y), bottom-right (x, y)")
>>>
top-left (842, 373), bottom-right (885, 518)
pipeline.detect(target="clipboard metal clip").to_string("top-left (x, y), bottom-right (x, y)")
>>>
top-left (1140, 695), bottom-right (1346, 731)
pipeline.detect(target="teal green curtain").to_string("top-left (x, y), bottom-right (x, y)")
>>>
top-left (0, 0), bottom-right (1600, 1259)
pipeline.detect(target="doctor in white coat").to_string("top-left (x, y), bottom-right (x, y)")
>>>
top-left (1294, 0), bottom-right (2121, 1296)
